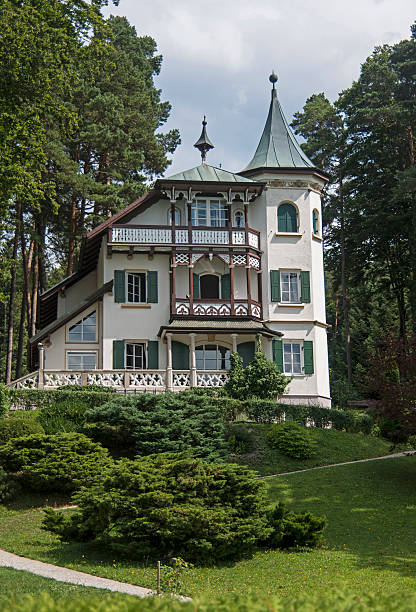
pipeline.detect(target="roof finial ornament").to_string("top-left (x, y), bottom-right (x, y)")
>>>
top-left (194, 115), bottom-right (214, 164)
top-left (269, 71), bottom-right (278, 89)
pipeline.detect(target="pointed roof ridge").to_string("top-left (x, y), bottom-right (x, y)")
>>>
top-left (166, 163), bottom-right (255, 183)
top-left (243, 84), bottom-right (314, 172)
top-left (194, 116), bottom-right (214, 163)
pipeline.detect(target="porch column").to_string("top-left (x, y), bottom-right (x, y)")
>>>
top-left (188, 264), bottom-right (194, 315)
top-left (171, 253), bottom-right (177, 315)
top-left (190, 333), bottom-right (197, 387)
top-left (231, 334), bottom-right (238, 354)
top-left (246, 263), bottom-right (252, 315)
top-left (37, 343), bottom-right (44, 389)
top-left (230, 264), bottom-right (235, 315)
top-left (166, 333), bottom-right (173, 390)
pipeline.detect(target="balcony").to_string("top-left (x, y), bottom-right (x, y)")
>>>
top-left (109, 225), bottom-right (260, 250)
top-left (174, 298), bottom-right (262, 319)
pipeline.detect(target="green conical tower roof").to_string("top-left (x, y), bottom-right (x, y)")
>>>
top-left (243, 74), bottom-right (314, 171)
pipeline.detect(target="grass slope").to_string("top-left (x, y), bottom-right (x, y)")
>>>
top-left (0, 455), bottom-right (415, 601)
top-left (229, 424), bottom-right (392, 475)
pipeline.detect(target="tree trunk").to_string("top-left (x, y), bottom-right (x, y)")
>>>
top-left (339, 163), bottom-right (352, 383)
top-left (5, 203), bottom-right (20, 383)
top-left (407, 125), bottom-right (416, 331)
top-left (67, 195), bottom-right (78, 276)
top-left (15, 291), bottom-right (26, 380)
top-left (30, 243), bottom-right (39, 338)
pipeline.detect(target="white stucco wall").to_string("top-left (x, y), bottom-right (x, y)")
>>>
top-left (57, 270), bottom-right (97, 318)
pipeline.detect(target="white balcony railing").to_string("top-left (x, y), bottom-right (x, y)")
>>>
top-left (110, 226), bottom-right (260, 249)
top-left (174, 298), bottom-right (261, 319)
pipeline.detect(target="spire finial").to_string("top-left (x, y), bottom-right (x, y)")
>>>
top-left (269, 71), bottom-right (278, 89)
top-left (194, 116), bottom-right (214, 163)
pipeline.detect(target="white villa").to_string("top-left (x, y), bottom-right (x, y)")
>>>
top-left (13, 74), bottom-right (331, 407)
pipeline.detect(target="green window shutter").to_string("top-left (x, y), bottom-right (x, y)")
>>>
top-left (270, 270), bottom-right (281, 302)
top-left (301, 271), bottom-right (311, 303)
top-left (312, 210), bottom-right (318, 234)
top-left (278, 203), bottom-right (297, 232)
top-left (303, 341), bottom-right (314, 374)
top-left (193, 273), bottom-right (200, 299)
top-left (114, 270), bottom-right (125, 303)
top-left (113, 340), bottom-right (125, 369)
top-left (272, 339), bottom-right (283, 373)
top-left (172, 341), bottom-right (189, 369)
top-left (237, 341), bottom-right (255, 367)
top-left (147, 271), bottom-right (158, 303)
top-left (221, 273), bottom-right (231, 299)
top-left (147, 340), bottom-right (159, 369)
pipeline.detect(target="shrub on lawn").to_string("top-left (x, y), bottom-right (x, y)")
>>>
top-left (0, 433), bottom-right (113, 493)
top-left (0, 411), bottom-right (44, 446)
top-left (266, 422), bottom-right (316, 459)
top-left (0, 384), bottom-right (10, 417)
top-left (262, 502), bottom-right (326, 549)
top-left (43, 452), bottom-right (272, 563)
top-left (84, 389), bottom-right (228, 460)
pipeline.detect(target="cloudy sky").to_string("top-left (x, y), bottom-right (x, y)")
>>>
top-left (105, 0), bottom-right (415, 177)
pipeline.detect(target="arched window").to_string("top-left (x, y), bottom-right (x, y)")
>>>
top-left (234, 210), bottom-right (244, 227)
top-left (312, 209), bottom-right (319, 235)
top-left (200, 274), bottom-right (220, 299)
top-left (168, 207), bottom-right (181, 225)
top-left (278, 202), bottom-right (298, 233)
top-left (195, 344), bottom-right (231, 370)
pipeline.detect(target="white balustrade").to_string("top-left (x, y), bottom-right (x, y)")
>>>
top-left (16, 374), bottom-right (39, 389)
top-left (192, 230), bottom-right (229, 244)
top-left (112, 227), bottom-right (172, 244)
top-left (175, 229), bottom-right (189, 243)
top-left (129, 371), bottom-right (166, 388)
top-left (251, 303), bottom-right (261, 318)
top-left (87, 372), bottom-right (125, 387)
top-left (44, 372), bottom-right (82, 388)
top-left (196, 371), bottom-right (229, 387)
top-left (232, 230), bottom-right (245, 245)
top-left (173, 371), bottom-right (190, 387)
top-left (111, 225), bottom-right (260, 248)
top-left (193, 302), bottom-right (232, 316)
top-left (248, 231), bottom-right (259, 248)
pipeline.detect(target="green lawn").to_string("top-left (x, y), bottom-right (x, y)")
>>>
top-left (0, 455), bottom-right (416, 601)
top-left (228, 423), bottom-right (393, 475)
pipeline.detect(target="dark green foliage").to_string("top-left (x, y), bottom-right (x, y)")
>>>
top-left (0, 385), bottom-right (10, 417)
top-left (4, 592), bottom-right (416, 612)
top-left (209, 396), bottom-right (243, 422)
top-left (0, 411), bottom-right (44, 445)
top-left (0, 466), bottom-right (19, 503)
top-left (263, 502), bottom-right (326, 549)
top-left (57, 385), bottom-right (116, 393)
top-left (244, 399), bottom-right (283, 424)
top-left (224, 352), bottom-right (246, 400)
top-left (42, 453), bottom-right (272, 563)
top-left (226, 423), bottom-right (256, 454)
top-left (266, 422), bottom-right (317, 459)
top-left (85, 390), bottom-right (228, 460)
top-left (0, 433), bottom-right (112, 493)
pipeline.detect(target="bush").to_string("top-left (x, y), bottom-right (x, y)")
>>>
top-left (226, 423), bottom-right (256, 454)
top-left (0, 466), bottom-right (19, 503)
top-left (57, 384), bottom-right (116, 393)
top-left (263, 502), bottom-right (326, 549)
top-left (85, 389), bottom-right (228, 460)
top-left (43, 452), bottom-right (272, 563)
top-left (4, 591), bottom-right (416, 612)
top-left (209, 396), bottom-right (243, 422)
top-left (0, 411), bottom-right (44, 446)
top-left (0, 433), bottom-right (113, 493)
top-left (266, 422), bottom-right (316, 459)
top-left (8, 388), bottom-right (115, 414)
top-left (244, 399), bottom-right (285, 424)
top-left (0, 384), bottom-right (10, 417)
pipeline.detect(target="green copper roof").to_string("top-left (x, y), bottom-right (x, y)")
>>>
top-left (166, 164), bottom-right (254, 183)
top-left (243, 88), bottom-right (314, 171)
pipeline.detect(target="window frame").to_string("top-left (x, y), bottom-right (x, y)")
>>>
top-left (125, 342), bottom-right (147, 369)
top-left (66, 350), bottom-right (98, 371)
top-left (67, 310), bottom-right (97, 343)
top-left (234, 210), bottom-right (244, 227)
top-left (282, 341), bottom-right (303, 376)
top-left (168, 207), bottom-right (181, 225)
top-left (127, 272), bottom-right (147, 304)
top-left (280, 270), bottom-right (301, 304)
top-left (199, 272), bottom-right (221, 299)
top-left (191, 198), bottom-right (228, 227)
top-left (195, 343), bottom-right (231, 370)
top-left (277, 202), bottom-right (299, 233)
top-left (312, 209), bottom-right (320, 235)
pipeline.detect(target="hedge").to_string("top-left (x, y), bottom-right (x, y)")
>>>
top-left (8, 388), bottom-right (117, 412)
top-left (244, 399), bottom-right (373, 434)
top-left (0, 411), bottom-right (44, 446)
top-left (4, 591), bottom-right (416, 612)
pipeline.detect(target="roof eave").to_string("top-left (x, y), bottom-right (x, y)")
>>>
top-left (239, 166), bottom-right (330, 183)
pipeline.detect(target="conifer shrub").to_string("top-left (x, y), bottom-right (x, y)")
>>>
top-left (262, 502), bottom-right (326, 549)
top-left (0, 384), bottom-right (10, 417)
top-left (84, 390), bottom-right (228, 460)
top-left (226, 423), bottom-right (256, 454)
top-left (0, 411), bottom-right (44, 446)
top-left (0, 433), bottom-right (113, 493)
top-left (43, 453), bottom-right (272, 563)
top-left (266, 422), bottom-right (316, 459)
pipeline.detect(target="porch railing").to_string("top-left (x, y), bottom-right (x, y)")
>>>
top-left (174, 298), bottom-right (262, 319)
top-left (109, 225), bottom-right (260, 249)
top-left (8, 369), bottom-right (229, 391)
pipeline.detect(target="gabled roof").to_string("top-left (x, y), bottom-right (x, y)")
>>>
top-left (165, 164), bottom-right (255, 183)
top-left (243, 88), bottom-right (314, 171)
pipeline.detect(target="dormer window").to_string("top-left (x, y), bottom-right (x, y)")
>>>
top-left (191, 199), bottom-right (227, 227)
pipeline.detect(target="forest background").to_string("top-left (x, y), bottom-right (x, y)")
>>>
top-left (1, 0), bottom-right (415, 407)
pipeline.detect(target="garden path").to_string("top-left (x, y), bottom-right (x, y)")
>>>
top-left (262, 450), bottom-right (414, 478)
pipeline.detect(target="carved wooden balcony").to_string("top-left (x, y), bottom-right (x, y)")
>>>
top-left (174, 298), bottom-right (262, 319)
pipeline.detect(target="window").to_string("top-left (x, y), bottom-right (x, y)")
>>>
top-left (278, 202), bottom-right (298, 233)
top-left (68, 311), bottom-right (96, 342)
top-left (312, 209), bottom-right (319, 234)
top-left (200, 274), bottom-right (220, 299)
top-left (127, 272), bottom-right (146, 303)
top-left (195, 344), bottom-right (231, 370)
top-left (234, 210), bottom-right (244, 227)
top-left (191, 199), bottom-right (227, 227)
top-left (125, 343), bottom-right (146, 369)
top-left (67, 351), bottom-right (97, 370)
top-left (169, 208), bottom-right (181, 225)
top-left (280, 271), bottom-right (300, 303)
top-left (283, 342), bottom-right (302, 375)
